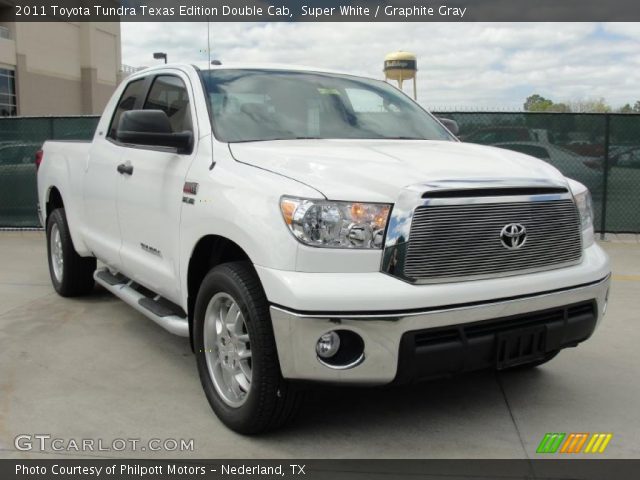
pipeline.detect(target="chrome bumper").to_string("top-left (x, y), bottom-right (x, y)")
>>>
top-left (270, 275), bottom-right (610, 384)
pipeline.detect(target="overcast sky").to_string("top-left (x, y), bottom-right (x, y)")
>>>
top-left (121, 22), bottom-right (640, 109)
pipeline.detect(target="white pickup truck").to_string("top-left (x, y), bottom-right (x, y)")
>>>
top-left (37, 64), bottom-right (610, 434)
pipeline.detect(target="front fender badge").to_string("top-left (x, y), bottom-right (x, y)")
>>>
top-left (183, 182), bottom-right (199, 196)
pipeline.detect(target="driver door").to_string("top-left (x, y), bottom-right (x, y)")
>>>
top-left (116, 73), bottom-right (197, 302)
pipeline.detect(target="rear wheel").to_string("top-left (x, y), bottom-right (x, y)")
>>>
top-left (194, 261), bottom-right (301, 434)
top-left (46, 208), bottom-right (96, 297)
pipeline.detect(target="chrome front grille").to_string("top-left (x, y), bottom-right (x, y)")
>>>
top-left (402, 199), bottom-right (582, 282)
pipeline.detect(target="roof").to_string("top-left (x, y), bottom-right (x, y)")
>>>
top-left (133, 62), bottom-right (376, 80)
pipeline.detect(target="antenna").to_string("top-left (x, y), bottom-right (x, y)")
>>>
top-left (207, 21), bottom-right (211, 70)
top-left (206, 20), bottom-right (216, 170)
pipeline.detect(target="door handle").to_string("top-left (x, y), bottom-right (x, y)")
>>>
top-left (117, 163), bottom-right (134, 175)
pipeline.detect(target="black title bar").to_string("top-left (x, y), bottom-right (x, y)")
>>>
top-left (3, 459), bottom-right (640, 480)
top-left (1, 0), bottom-right (640, 21)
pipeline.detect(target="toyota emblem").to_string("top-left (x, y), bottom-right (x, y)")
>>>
top-left (500, 223), bottom-right (527, 250)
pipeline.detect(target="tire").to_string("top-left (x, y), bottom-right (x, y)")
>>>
top-left (46, 208), bottom-right (96, 297)
top-left (193, 261), bottom-right (301, 434)
top-left (507, 350), bottom-right (560, 370)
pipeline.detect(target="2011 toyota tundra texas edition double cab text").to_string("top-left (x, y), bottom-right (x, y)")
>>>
top-left (37, 64), bottom-right (611, 434)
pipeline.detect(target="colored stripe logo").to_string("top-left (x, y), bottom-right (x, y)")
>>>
top-left (584, 433), bottom-right (614, 453)
top-left (537, 433), bottom-right (613, 454)
top-left (537, 433), bottom-right (565, 453)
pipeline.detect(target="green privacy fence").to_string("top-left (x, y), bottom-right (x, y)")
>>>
top-left (440, 112), bottom-right (640, 233)
top-left (0, 116), bottom-right (99, 227)
top-left (0, 113), bottom-right (639, 232)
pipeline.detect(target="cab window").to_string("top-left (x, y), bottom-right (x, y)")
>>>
top-left (143, 76), bottom-right (193, 133)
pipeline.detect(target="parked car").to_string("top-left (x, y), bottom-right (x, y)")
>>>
top-left (561, 141), bottom-right (605, 159)
top-left (37, 64), bottom-right (610, 433)
top-left (461, 126), bottom-right (551, 145)
top-left (613, 147), bottom-right (640, 168)
top-left (460, 126), bottom-right (533, 144)
top-left (492, 141), bottom-right (602, 193)
top-left (584, 146), bottom-right (640, 171)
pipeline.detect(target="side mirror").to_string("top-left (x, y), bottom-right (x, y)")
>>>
top-left (438, 117), bottom-right (459, 136)
top-left (116, 110), bottom-right (192, 154)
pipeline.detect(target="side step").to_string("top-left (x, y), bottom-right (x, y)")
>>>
top-left (94, 268), bottom-right (189, 337)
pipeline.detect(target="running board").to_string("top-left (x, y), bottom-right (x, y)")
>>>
top-left (94, 268), bottom-right (189, 337)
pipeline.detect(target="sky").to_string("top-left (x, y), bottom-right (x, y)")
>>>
top-left (121, 22), bottom-right (640, 110)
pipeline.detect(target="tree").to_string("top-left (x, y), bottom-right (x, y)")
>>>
top-left (524, 94), bottom-right (554, 112)
top-left (524, 94), bottom-right (636, 114)
top-left (568, 98), bottom-right (611, 113)
top-left (619, 104), bottom-right (633, 113)
top-left (547, 102), bottom-right (571, 113)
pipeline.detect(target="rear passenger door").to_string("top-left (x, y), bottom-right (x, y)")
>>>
top-left (116, 73), bottom-right (197, 303)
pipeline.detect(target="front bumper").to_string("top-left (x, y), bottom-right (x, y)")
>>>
top-left (257, 243), bottom-right (610, 312)
top-left (270, 275), bottom-right (610, 384)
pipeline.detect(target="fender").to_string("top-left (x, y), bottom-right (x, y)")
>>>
top-left (177, 145), bottom-right (323, 310)
top-left (38, 146), bottom-right (92, 256)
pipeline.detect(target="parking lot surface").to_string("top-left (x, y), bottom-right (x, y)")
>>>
top-left (0, 232), bottom-right (638, 459)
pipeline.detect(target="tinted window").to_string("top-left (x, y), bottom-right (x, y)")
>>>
top-left (108, 78), bottom-right (145, 138)
top-left (143, 76), bottom-right (192, 133)
top-left (200, 69), bottom-right (454, 143)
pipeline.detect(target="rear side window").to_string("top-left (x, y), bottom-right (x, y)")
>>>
top-left (108, 78), bottom-right (146, 139)
top-left (143, 76), bottom-right (193, 133)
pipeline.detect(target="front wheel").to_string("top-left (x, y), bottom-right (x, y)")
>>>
top-left (193, 261), bottom-right (301, 434)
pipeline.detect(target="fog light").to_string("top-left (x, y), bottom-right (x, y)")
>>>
top-left (316, 331), bottom-right (340, 358)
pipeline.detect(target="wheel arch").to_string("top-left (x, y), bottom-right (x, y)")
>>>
top-left (186, 234), bottom-right (253, 347)
top-left (45, 186), bottom-right (64, 221)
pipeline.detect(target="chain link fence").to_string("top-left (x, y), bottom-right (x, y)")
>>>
top-left (0, 113), bottom-right (638, 232)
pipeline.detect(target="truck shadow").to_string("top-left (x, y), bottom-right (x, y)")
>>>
top-left (266, 368), bottom-right (547, 439)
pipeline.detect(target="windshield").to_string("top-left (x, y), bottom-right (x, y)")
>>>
top-left (200, 69), bottom-right (455, 143)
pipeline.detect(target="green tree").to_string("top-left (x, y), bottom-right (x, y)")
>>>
top-left (524, 94), bottom-right (554, 112)
top-left (547, 102), bottom-right (571, 113)
top-left (619, 104), bottom-right (633, 113)
top-left (634, 101), bottom-right (640, 113)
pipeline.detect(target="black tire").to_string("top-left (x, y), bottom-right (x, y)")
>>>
top-left (46, 208), bottom-right (96, 297)
top-left (193, 261), bottom-right (302, 434)
top-left (507, 350), bottom-right (560, 370)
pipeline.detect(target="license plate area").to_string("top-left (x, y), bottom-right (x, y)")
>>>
top-left (496, 325), bottom-right (547, 369)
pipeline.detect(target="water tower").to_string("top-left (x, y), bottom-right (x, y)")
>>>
top-left (384, 51), bottom-right (417, 100)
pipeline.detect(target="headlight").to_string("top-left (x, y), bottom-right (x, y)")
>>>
top-left (574, 187), bottom-right (594, 248)
top-left (280, 197), bottom-right (391, 249)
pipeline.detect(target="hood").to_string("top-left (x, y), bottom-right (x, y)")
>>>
top-left (229, 139), bottom-right (568, 202)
